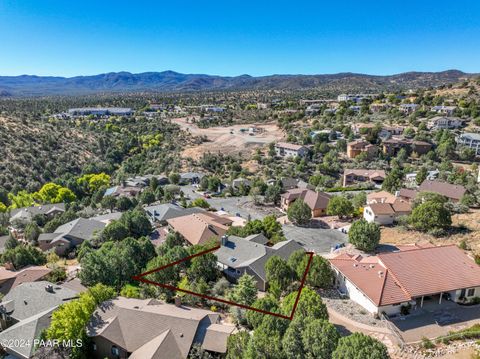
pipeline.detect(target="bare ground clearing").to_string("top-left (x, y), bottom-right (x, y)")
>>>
top-left (171, 117), bottom-right (284, 159)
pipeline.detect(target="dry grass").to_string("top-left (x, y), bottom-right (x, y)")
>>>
top-left (381, 209), bottom-right (480, 255)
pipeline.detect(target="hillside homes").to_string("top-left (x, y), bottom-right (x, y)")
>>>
top-left (427, 116), bottom-right (464, 130)
top-left (87, 297), bottom-right (235, 359)
top-left (398, 180), bottom-right (467, 203)
top-left (457, 133), bottom-right (480, 156)
top-left (38, 218), bottom-right (106, 255)
top-left (280, 188), bottom-right (331, 217)
top-left (215, 234), bottom-right (303, 291)
top-left (382, 138), bottom-right (432, 156)
top-left (166, 212), bottom-right (233, 245)
top-left (329, 245), bottom-right (480, 316)
top-left (346, 140), bottom-right (377, 159)
top-left (274, 142), bottom-right (309, 158)
top-left (343, 169), bottom-right (386, 187)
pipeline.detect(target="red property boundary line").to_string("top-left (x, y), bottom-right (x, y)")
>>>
top-left (132, 245), bottom-right (314, 320)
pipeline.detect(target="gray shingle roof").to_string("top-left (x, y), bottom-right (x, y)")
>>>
top-left (0, 307), bottom-right (54, 359)
top-left (1, 281), bottom-right (79, 321)
top-left (144, 204), bottom-right (204, 223)
top-left (87, 297), bottom-right (234, 358)
top-left (215, 236), bottom-right (303, 282)
top-left (40, 218), bottom-right (106, 244)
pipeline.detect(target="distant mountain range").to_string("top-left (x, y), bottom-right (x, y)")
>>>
top-left (0, 69), bottom-right (476, 96)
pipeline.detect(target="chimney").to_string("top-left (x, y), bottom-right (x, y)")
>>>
top-left (174, 296), bottom-right (182, 307)
top-left (221, 235), bottom-right (228, 246)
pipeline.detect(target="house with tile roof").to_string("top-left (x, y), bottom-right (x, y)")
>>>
top-left (280, 188), bottom-right (331, 217)
top-left (166, 212), bottom-right (233, 246)
top-left (343, 169), bottom-right (386, 187)
top-left (363, 199), bottom-right (412, 225)
top-left (329, 245), bottom-right (480, 316)
top-left (215, 235), bottom-right (304, 291)
top-left (86, 297), bottom-right (235, 359)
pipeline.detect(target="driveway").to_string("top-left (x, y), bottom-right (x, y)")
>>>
top-left (282, 225), bottom-right (348, 254)
top-left (390, 302), bottom-right (480, 343)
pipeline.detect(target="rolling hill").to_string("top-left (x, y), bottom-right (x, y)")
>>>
top-left (0, 69), bottom-right (476, 96)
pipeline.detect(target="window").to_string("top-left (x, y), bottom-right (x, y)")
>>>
top-left (92, 343), bottom-right (97, 351)
top-left (467, 288), bottom-right (476, 297)
top-left (111, 346), bottom-right (120, 356)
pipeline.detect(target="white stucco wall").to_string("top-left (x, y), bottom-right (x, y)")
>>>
top-left (363, 207), bottom-right (394, 225)
top-left (333, 269), bottom-right (379, 314)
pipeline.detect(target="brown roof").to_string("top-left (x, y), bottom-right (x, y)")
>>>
top-left (88, 297), bottom-right (235, 358)
top-left (344, 169), bottom-right (386, 180)
top-left (347, 139), bottom-right (370, 149)
top-left (367, 191), bottom-right (397, 204)
top-left (391, 199), bottom-right (412, 213)
top-left (281, 189), bottom-right (330, 211)
top-left (418, 180), bottom-right (466, 201)
top-left (368, 203), bottom-right (395, 215)
top-left (167, 212), bottom-right (232, 245)
top-left (398, 188), bottom-right (418, 200)
top-left (330, 245), bottom-right (480, 306)
top-left (0, 266), bottom-right (52, 295)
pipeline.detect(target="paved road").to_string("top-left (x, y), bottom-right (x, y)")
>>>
top-left (180, 185), bottom-right (269, 220)
top-left (282, 225), bottom-right (348, 254)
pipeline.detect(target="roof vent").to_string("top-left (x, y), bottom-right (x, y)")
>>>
top-left (369, 264), bottom-right (375, 269)
top-left (45, 284), bottom-right (54, 293)
top-left (378, 271), bottom-right (384, 277)
top-left (353, 263), bottom-right (358, 267)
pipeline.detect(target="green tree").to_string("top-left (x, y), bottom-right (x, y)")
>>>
top-left (306, 255), bottom-right (334, 288)
top-left (264, 184), bottom-right (282, 205)
top-left (100, 195), bottom-right (117, 211)
top-left (348, 219), bottom-right (381, 252)
top-left (24, 222), bottom-right (41, 244)
top-left (226, 331), bottom-right (251, 359)
top-left (140, 189), bottom-right (156, 204)
top-left (281, 287), bottom-right (328, 321)
top-left (382, 167), bottom-right (404, 193)
top-left (101, 221), bottom-right (129, 242)
top-left (190, 197), bottom-right (210, 208)
top-left (119, 209), bottom-right (152, 238)
top-left (46, 284), bottom-right (115, 359)
top-left (229, 274), bottom-right (258, 306)
top-left (79, 237), bottom-right (154, 289)
top-left (169, 172), bottom-right (181, 184)
top-left (35, 183), bottom-right (76, 204)
top-left (187, 252), bottom-right (219, 283)
top-left (416, 167), bottom-right (428, 186)
top-left (116, 196), bottom-right (134, 211)
top-left (245, 316), bottom-right (288, 359)
top-left (409, 201), bottom-right (452, 232)
top-left (265, 256), bottom-right (295, 291)
top-left (327, 196), bottom-right (354, 218)
top-left (282, 318), bottom-right (306, 359)
top-left (332, 332), bottom-right (389, 359)
top-left (246, 296), bottom-right (279, 329)
top-left (1, 244), bottom-right (46, 269)
top-left (302, 319), bottom-right (340, 359)
top-left (287, 199), bottom-right (312, 225)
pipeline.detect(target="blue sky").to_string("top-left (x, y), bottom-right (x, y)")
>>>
top-left (0, 0), bottom-right (479, 77)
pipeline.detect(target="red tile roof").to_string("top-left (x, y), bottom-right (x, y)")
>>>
top-left (330, 245), bottom-right (480, 306)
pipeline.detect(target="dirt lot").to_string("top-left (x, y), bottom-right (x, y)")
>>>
top-left (381, 209), bottom-right (480, 255)
top-left (171, 117), bottom-right (284, 159)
